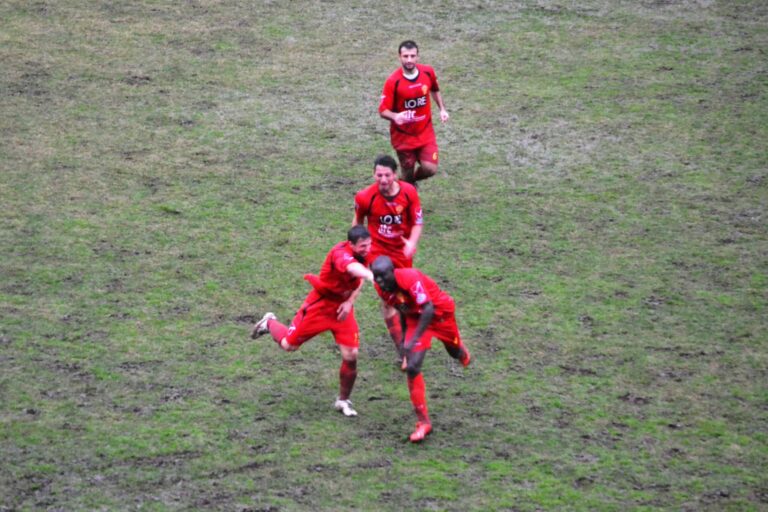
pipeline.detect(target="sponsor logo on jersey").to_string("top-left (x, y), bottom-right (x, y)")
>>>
top-left (403, 96), bottom-right (427, 110)
top-left (379, 213), bottom-right (403, 225)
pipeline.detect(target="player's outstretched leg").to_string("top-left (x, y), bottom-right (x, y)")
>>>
top-left (443, 342), bottom-right (471, 367)
top-left (251, 313), bottom-right (300, 352)
top-left (250, 312), bottom-right (276, 339)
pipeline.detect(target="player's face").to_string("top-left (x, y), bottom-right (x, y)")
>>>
top-left (373, 165), bottom-right (398, 195)
top-left (351, 237), bottom-right (372, 259)
top-left (373, 267), bottom-right (396, 292)
top-left (399, 47), bottom-right (419, 72)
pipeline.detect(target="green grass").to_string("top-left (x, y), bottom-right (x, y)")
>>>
top-left (2, 0), bottom-right (767, 510)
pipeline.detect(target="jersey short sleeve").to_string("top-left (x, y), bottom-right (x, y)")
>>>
top-left (400, 182), bottom-right (423, 226)
top-left (379, 71), bottom-right (399, 114)
top-left (331, 245), bottom-right (358, 274)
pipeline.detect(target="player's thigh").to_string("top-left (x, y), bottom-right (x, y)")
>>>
top-left (404, 319), bottom-right (433, 351)
top-left (396, 149), bottom-right (418, 170)
top-left (432, 314), bottom-right (463, 349)
top-left (417, 142), bottom-right (439, 167)
top-left (331, 309), bottom-right (361, 350)
top-left (286, 301), bottom-right (333, 346)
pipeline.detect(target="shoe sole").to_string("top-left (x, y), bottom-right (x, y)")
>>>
top-left (250, 315), bottom-right (274, 339)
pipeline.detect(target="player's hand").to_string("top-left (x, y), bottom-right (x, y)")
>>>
top-left (336, 301), bottom-right (352, 321)
top-left (394, 110), bottom-right (415, 125)
top-left (401, 236), bottom-right (416, 259)
top-left (440, 109), bottom-right (450, 123)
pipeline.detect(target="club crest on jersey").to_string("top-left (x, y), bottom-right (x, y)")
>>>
top-left (422, 84), bottom-right (428, 95)
top-left (395, 205), bottom-right (404, 214)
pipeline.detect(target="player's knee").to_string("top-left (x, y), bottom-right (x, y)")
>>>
top-left (281, 339), bottom-right (299, 351)
top-left (419, 162), bottom-right (438, 176)
top-left (406, 362), bottom-right (422, 378)
top-left (341, 347), bottom-right (358, 361)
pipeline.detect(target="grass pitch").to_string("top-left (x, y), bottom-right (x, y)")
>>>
top-left (1, 1), bottom-right (766, 510)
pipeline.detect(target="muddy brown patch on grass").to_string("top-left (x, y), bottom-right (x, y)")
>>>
top-left (560, 365), bottom-right (598, 376)
top-left (619, 392), bottom-right (652, 405)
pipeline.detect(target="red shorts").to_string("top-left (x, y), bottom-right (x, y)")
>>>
top-left (404, 310), bottom-right (462, 353)
top-left (285, 295), bottom-right (360, 348)
top-left (366, 245), bottom-right (413, 269)
top-left (396, 141), bottom-right (439, 171)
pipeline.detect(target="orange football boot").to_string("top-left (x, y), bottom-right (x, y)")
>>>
top-left (409, 421), bottom-right (432, 443)
top-left (460, 347), bottom-right (472, 367)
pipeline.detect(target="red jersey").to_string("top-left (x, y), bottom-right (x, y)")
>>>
top-left (375, 268), bottom-right (455, 318)
top-left (354, 182), bottom-right (422, 258)
top-left (379, 63), bottom-right (440, 150)
top-left (304, 241), bottom-right (364, 302)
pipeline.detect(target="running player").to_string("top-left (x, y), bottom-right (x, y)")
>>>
top-left (353, 155), bottom-right (422, 363)
top-left (371, 255), bottom-right (471, 442)
top-left (250, 225), bottom-right (374, 417)
top-left (379, 40), bottom-right (449, 185)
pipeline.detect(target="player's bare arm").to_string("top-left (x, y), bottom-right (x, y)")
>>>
top-left (431, 91), bottom-right (449, 123)
top-left (346, 261), bottom-right (373, 283)
top-left (404, 301), bottom-right (435, 352)
top-left (401, 224), bottom-right (423, 260)
top-left (380, 108), bottom-right (412, 126)
top-left (337, 278), bottom-right (365, 321)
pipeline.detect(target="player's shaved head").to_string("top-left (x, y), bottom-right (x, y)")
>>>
top-left (371, 255), bottom-right (394, 274)
top-left (371, 256), bottom-right (396, 291)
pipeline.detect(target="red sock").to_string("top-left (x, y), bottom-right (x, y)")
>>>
top-left (268, 319), bottom-right (288, 344)
top-left (339, 359), bottom-right (357, 400)
top-left (407, 373), bottom-right (430, 424)
top-left (385, 316), bottom-right (403, 351)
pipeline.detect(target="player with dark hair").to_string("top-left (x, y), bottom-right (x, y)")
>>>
top-left (353, 155), bottom-right (422, 365)
top-left (379, 40), bottom-right (449, 185)
top-left (250, 225), bottom-right (374, 417)
top-left (371, 255), bottom-right (471, 442)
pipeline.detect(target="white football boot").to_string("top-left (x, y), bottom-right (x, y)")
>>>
top-left (250, 312), bottom-right (276, 339)
top-left (333, 398), bottom-right (358, 417)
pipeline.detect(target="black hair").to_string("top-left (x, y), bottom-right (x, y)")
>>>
top-left (373, 154), bottom-right (398, 173)
top-left (399, 40), bottom-right (419, 54)
top-left (348, 224), bottom-right (371, 244)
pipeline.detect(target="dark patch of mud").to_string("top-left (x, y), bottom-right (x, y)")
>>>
top-left (618, 392), bottom-right (652, 405)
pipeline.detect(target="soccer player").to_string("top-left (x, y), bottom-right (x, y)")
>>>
top-left (371, 255), bottom-right (472, 443)
top-left (250, 225), bottom-right (374, 417)
top-left (353, 154), bottom-right (422, 364)
top-left (379, 40), bottom-right (449, 185)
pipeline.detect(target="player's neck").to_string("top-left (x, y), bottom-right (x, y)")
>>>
top-left (383, 181), bottom-right (400, 198)
top-left (402, 67), bottom-right (419, 80)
